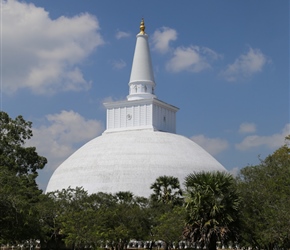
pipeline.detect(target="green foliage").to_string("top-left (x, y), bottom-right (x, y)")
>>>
top-left (43, 187), bottom-right (94, 249)
top-left (36, 193), bottom-right (66, 249)
top-left (150, 175), bottom-right (183, 206)
top-left (98, 191), bottom-right (151, 250)
top-left (149, 176), bottom-right (185, 250)
top-left (0, 111), bottom-right (47, 176)
top-left (0, 166), bottom-right (43, 244)
top-left (42, 189), bottom-right (151, 250)
top-left (152, 206), bottom-right (186, 249)
top-left (237, 137), bottom-right (290, 250)
top-left (184, 171), bottom-right (241, 250)
top-left (0, 111), bottom-right (47, 245)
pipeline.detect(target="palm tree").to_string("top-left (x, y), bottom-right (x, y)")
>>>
top-left (149, 176), bottom-right (184, 250)
top-left (183, 171), bottom-right (240, 250)
top-left (150, 175), bottom-right (183, 206)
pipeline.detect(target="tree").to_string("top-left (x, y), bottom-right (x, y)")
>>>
top-left (184, 171), bottom-right (240, 250)
top-left (36, 193), bottom-right (67, 250)
top-left (0, 166), bottom-right (43, 244)
top-left (0, 111), bottom-right (47, 245)
top-left (150, 175), bottom-right (183, 206)
top-left (44, 189), bottom-right (152, 250)
top-left (100, 191), bottom-right (151, 250)
top-left (149, 176), bottom-right (184, 250)
top-left (152, 206), bottom-right (186, 250)
top-left (0, 111), bottom-right (47, 176)
top-left (237, 137), bottom-right (290, 250)
top-left (41, 187), bottom-right (105, 249)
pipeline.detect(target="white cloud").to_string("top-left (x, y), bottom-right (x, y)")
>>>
top-left (2, 0), bottom-right (104, 94)
top-left (102, 95), bottom-right (127, 103)
top-left (239, 122), bottom-right (257, 134)
top-left (222, 47), bottom-right (269, 82)
top-left (116, 30), bottom-right (130, 39)
top-left (236, 123), bottom-right (290, 151)
top-left (111, 59), bottom-right (127, 70)
top-left (190, 134), bottom-right (229, 155)
top-left (229, 167), bottom-right (240, 177)
top-left (152, 27), bottom-right (177, 54)
top-left (102, 96), bottom-right (115, 104)
top-left (166, 46), bottom-right (220, 73)
top-left (28, 110), bottom-right (104, 170)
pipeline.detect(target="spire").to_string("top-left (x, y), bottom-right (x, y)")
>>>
top-left (127, 19), bottom-right (156, 101)
top-left (139, 18), bottom-right (145, 35)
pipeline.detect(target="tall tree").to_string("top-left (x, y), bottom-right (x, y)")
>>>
top-left (36, 193), bottom-right (67, 249)
top-left (0, 111), bottom-right (47, 176)
top-left (149, 176), bottom-right (184, 250)
top-left (184, 171), bottom-right (240, 250)
top-left (55, 187), bottom-right (99, 249)
top-left (45, 189), bottom-right (152, 250)
top-left (152, 206), bottom-right (186, 250)
top-left (237, 137), bottom-right (290, 250)
top-left (102, 191), bottom-right (151, 250)
top-left (150, 175), bottom-right (183, 206)
top-left (0, 111), bottom-right (47, 244)
top-left (0, 166), bottom-right (43, 244)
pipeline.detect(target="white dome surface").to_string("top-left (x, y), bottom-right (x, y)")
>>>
top-left (46, 130), bottom-right (226, 197)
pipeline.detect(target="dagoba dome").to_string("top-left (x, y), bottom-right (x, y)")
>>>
top-left (46, 19), bottom-right (226, 197)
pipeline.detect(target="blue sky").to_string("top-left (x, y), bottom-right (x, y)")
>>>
top-left (1, 0), bottom-right (289, 191)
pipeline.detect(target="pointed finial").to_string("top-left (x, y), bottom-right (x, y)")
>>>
top-left (139, 18), bottom-right (145, 35)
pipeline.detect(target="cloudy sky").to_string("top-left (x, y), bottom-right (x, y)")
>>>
top-left (1, 0), bottom-right (289, 190)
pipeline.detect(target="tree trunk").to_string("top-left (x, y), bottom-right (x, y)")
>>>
top-left (208, 234), bottom-right (217, 250)
top-left (163, 242), bottom-right (169, 250)
top-left (149, 241), bottom-right (154, 250)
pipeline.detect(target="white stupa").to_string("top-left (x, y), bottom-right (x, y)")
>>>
top-left (46, 19), bottom-right (226, 197)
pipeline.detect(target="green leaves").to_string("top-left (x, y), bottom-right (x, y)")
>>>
top-left (0, 112), bottom-right (47, 245)
top-left (0, 111), bottom-right (47, 176)
top-left (42, 189), bottom-right (152, 249)
top-left (152, 206), bottom-right (186, 246)
top-left (148, 176), bottom-right (186, 250)
top-left (237, 138), bottom-right (290, 249)
top-left (184, 171), bottom-right (241, 250)
top-left (150, 175), bottom-right (183, 206)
